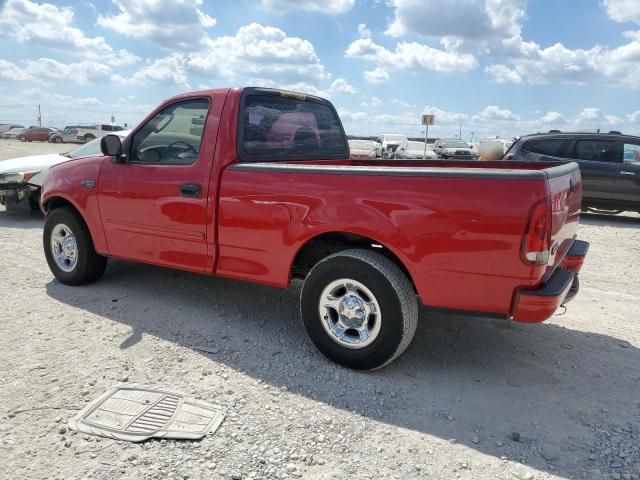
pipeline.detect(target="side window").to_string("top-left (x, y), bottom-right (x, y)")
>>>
top-left (130, 98), bottom-right (210, 165)
top-left (522, 138), bottom-right (570, 157)
top-left (622, 143), bottom-right (640, 165)
top-left (571, 140), bottom-right (617, 163)
top-left (241, 94), bottom-right (347, 161)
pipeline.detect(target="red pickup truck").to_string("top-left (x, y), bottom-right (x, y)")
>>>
top-left (41, 87), bottom-right (589, 370)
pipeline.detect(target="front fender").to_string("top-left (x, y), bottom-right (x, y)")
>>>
top-left (42, 157), bottom-right (109, 255)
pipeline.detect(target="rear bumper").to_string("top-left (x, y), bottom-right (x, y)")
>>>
top-left (512, 240), bottom-right (589, 323)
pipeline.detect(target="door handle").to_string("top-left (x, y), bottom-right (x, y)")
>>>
top-left (180, 183), bottom-right (202, 197)
top-left (620, 171), bottom-right (636, 176)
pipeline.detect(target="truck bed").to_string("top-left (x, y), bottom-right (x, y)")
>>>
top-left (218, 159), bottom-right (582, 317)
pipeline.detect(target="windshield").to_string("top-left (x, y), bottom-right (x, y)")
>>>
top-left (444, 140), bottom-right (469, 148)
top-left (384, 135), bottom-right (407, 142)
top-left (65, 137), bottom-right (104, 158)
top-left (349, 140), bottom-right (374, 149)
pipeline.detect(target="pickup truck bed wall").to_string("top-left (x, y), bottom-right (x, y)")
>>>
top-left (218, 160), bottom-right (580, 316)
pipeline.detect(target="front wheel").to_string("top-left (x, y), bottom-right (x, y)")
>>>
top-left (43, 207), bottom-right (107, 285)
top-left (18, 135), bottom-right (26, 142)
top-left (300, 249), bottom-right (418, 370)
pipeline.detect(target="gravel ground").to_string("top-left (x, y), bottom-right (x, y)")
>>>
top-left (1, 143), bottom-right (639, 480)
top-left (0, 138), bottom-right (72, 160)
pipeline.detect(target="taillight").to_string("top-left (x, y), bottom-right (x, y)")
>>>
top-left (521, 199), bottom-right (551, 265)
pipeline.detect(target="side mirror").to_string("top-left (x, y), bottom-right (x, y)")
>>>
top-left (101, 134), bottom-right (123, 157)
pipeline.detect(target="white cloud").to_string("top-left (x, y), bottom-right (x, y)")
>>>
top-left (574, 108), bottom-right (623, 128)
top-left (361, 97), bottom-right (383, 107)
top-left (22, 88), bottom-right (102, 108)
top-left (261, 0), bottom-right (355, 15)
top-left (0, 59), bottom-right (29, 81)
top-left (603, 0), bottom-right (640, 24)
top-left (484, 64), bottom-right (522, 84)
top-left (485, 39), bottom-right (640, 88)
top-left (358, 23), bottom-right (372, 38)
top-left (540, 111), bottom-right (566, 124)
top-left (629, 111), bottom-right (640, 123)
top-left (363, 67), bottom-right (390, 84)
top-left (188, 23), bottom-right (329, 85)
top-left (0, 0), bottom-right (138, 66)
top-left (97, 0), bottom-right (216, 49)
top-left (476, 105), bottom-right (518, 121)
top-left (422, 106), bottom-right (469, 124)
top-left (383, 0), bottom-right (640, 89)
top-left (0, 57), bottom-right (124, 84)
top-left (391, 99), bottom-right (416, 109)
top-left (330, 78), bottom-right (357, 94)
top-left (130, 54), bottom-right (190, 87)
top-left (385, 0), bottom-right (526, 44)
top-left (346, 37), bottom-right (477, 80)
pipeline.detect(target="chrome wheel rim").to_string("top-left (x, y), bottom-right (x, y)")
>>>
top-left (318, 278), bottom-right (382, 349)
top-left (50, 223), bottom-right (78, 272)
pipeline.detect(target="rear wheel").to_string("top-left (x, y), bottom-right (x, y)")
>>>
top-left (83, 134), bottom-right (95, 143)
top-left (300, 249), bottom-right (418, 370)
top-left (43, 207), bottom-right (107, 285)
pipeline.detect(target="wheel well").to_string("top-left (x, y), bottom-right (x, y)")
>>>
top-left (45, 196), bottom-right (75, 213)
top-left (291, 232), bottom-right (416, 291)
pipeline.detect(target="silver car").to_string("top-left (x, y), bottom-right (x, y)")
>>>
top-left (49, 127), bottom-right (83, 144)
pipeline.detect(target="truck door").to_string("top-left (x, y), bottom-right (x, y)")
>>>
top-left (565, 138), bottom-right (620, 203)
top-left (97, 96), bottom-right (222, 272)
top-left (616, 140), bottom-right (640, 205)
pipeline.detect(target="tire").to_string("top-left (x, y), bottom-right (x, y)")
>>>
top-left (43, 207), bottom-right (107, 285)
top-left (300, 249), bottom-right (418, 370)
top-left (54, 136), bottom-right (63, 143)
top-left (19, 135), bottom-right (26, 142)
top-left (83, 134), bottom-right (95, 143)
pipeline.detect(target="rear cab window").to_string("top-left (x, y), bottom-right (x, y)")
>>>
top-left (238, 89), bottom-right (348, 162)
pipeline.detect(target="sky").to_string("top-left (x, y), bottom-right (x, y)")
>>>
top-left (0, 0), bottom-right (639, 140)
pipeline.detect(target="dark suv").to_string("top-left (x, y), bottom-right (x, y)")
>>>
top-left (507, 132), bottom-right (640, 213)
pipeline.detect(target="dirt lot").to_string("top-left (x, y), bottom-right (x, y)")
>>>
top-left (1, 142), bottom-right (639, 480)
top-left (0, 139), bottom-right (72, 160)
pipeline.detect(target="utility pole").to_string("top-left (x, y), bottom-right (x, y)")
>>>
top-left (459, 123), bottom-right (462, 140)
top-left (37, 104), bottom-right (42, 127)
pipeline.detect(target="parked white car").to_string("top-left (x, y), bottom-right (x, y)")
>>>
top-left (1, 127), bottom-right (27, 139)
top-left (378, 134), bottom-right (408, 158)
top-left (348, 139), bottom-right (378, 159)
top-left (0, 130), bottom-right (130, 210)
top-left (394, 141), bottom-right (438, 159)
top-left (76, 124), bottom-right (125, 143)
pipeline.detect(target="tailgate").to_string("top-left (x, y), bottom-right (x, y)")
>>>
top-left (545, 163), bottom-right (582, 276)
